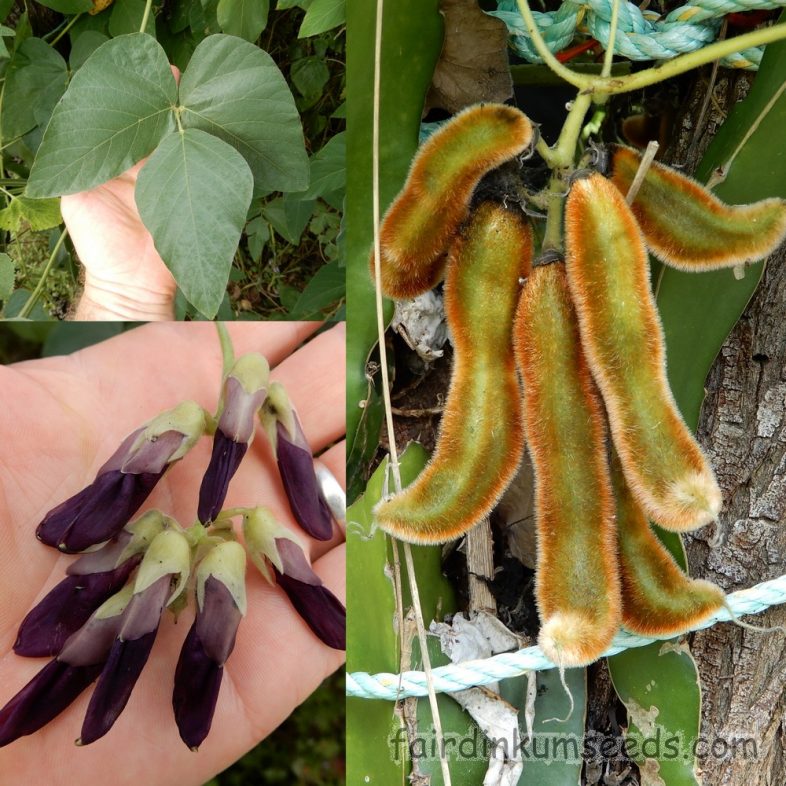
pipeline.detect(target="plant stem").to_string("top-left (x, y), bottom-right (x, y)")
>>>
top-left (18, 228), bottom-right (68, 318)
top-left (215, 322), bottom-right (235, 379)
top-left (50, 13), bottom-right (82, 47)
top-left (515, 0), bottom-right (786, 97)
top-left (139, 0), bottom-right (154, 33)
top-left (540, 92), bottom-right (593, 252)
top-left (601, 0), bottom-right (620, 80)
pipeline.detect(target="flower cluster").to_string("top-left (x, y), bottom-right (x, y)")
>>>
top-left (0, 344), bottom-right (345, 751)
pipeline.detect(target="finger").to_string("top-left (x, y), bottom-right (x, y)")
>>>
top-left (269, 322), bottom-right (346, 452)
top-left (15, 322), bottom-right (323, 453)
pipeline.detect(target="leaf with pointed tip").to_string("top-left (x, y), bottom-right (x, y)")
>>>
top-left (178, 34), bottom-right (308, 192)
top-left (135, 128), bottom-right (253, 319)
top-left (26, 34), bottom-right (177, 199)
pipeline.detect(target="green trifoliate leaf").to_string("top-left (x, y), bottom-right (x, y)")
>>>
top-left (26, 34), bottom-right (177, 199)
top-left (178, 34), bottom-right (309, 192)
top-left (2, 38), bottom-right (68, 141)
top-left (135, 128), bottom-right (254, 319)
top-left (0, 196), bottom-right (62, 232)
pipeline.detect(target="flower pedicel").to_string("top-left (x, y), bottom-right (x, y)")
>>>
top-left (0, 329), bottom-right (345, 750)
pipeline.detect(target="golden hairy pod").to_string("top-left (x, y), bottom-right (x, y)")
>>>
top-left (611, 456), bottom-right (725, 636)
top-left (514, 263), bottom-right (621, 668)
top-left (374, 202), bottom-right (531, 543)
top-left (611, 145), bottom-right (786, 271)
top-left (565, 173), bottom-right (722, 531)
top-left (372, 104), bottom-right (534, 300)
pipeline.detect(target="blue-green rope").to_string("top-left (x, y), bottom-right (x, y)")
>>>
top-left (490, 0), bottom-right (786, 69)
top-left (347, 573), bottom-right (786, 700)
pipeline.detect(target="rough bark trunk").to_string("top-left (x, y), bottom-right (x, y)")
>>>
top-left (687, 237), bottom-right (786, 786)
top-left (663, 69), bottom-right (786, 786)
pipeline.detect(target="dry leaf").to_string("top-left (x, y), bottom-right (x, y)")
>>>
top-left (425, 0), bottom-right (513, 114)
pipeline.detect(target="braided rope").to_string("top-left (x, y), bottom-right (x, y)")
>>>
top-left (490, 0), bottom-right (786, 69)
top-left (347, 574), bottom-right (786, 700)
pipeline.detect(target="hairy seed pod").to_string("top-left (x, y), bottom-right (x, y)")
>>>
top-left (372, 104), bottom-right (534, 300)
top-left (611, 145), bottom-right (786, 271)
top-left (374, 201), bottom-right (531, 543)
top-left (515, 263), bottom-right (621, 667)
top-left (565, 173), bottom-right (722, 531)
top-left (611, 456), bottom-right (725, 636)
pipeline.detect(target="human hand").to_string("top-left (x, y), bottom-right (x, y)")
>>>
top-left (0, 321), bottom-right (346, 785)
top-left (63, 161), bottom-right (178, 321)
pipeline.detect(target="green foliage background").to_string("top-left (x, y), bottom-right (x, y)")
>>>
top-left (0, 0), bottom-right (345, 320)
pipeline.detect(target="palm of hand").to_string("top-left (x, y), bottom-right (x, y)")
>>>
top-left (61, 163), bottom-right (177, 300)
top-left (0, 322), bottom-right (346, 786)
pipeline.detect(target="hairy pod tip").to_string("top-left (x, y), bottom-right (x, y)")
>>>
top-left (613, 459), bottom-right (725, 636)
top-left (515, 264), bottom-right (621, 668)
top-left (372, 104), bottom-right (534, 299)
top-left (611, 144), bottom-right (786, 271)
top-left (565, 172), bottom-right (722, 532)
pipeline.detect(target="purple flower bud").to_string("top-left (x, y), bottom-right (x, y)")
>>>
top-left (79, 530), bottom-right (192, 745)
top-left (173, 578), bottom-right (243, 749)
top-left (274, 538), bottom-right (345, 650)
top-left (14, 533), bottom-right (140, 658)
top-left (36, 468), bottom-right (163, 554)
top-left (275, 419), bottom-right (334, 541)
top-left (36, 403), bottom-right (207, 553)
top-left (0, 660), bottom-right (103, 748)
top-left (79, 575), bottom-right (170, 746)
top-left (261, 382), bottom-right (334, 541)
top-left (197, 431), bottom-right (248, 525)
top-left (173, 541), bottom-right (245, 749)
top-left (0, 586), bottom-right (133, 747)
top-left (198, 357), bottom-right (268, 524)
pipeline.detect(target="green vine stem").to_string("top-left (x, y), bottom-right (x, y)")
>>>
top-left (50, 14), bottom-right (82, 47)
top-left (139, 0), bottom-right (154, 34)
top-left (18, 228), bottom-right (68, 319)
top-left (540, 92), bottom-right (593, 252)
top-left (515, 0), bottom-right (786, 96)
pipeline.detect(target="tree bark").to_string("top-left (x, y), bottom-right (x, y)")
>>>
top-left (687, 240), bottom-right (786, 786)
top-left (669, 70), bottom-right (786, 786)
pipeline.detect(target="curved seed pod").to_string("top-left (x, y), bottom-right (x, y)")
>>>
top-left (372, 104), bottom-right (534, 299)
top-left (565, 173), bottom-right (722, 531)
top-left (515, 263), bottom-right (620, 668)
top-left (611, 456), bottom-right (724, 636)
top-left (374, 201), bottom-right (531, 543)
top-left (610, 145), bottom-right (786, 271)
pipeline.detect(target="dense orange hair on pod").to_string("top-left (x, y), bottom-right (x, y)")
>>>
top-left (611, 456), bottom-right (725, 636)
top-left (372, 104), bottom-right (534, 300)
top-left (514, 263), bottom-right (621, 668)
top-left (374, 202), bottom-right (532, 543)
top-left (565, 172), bottom-right (722, 532)
top-left (611, 145), bottom-right (786, 271)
